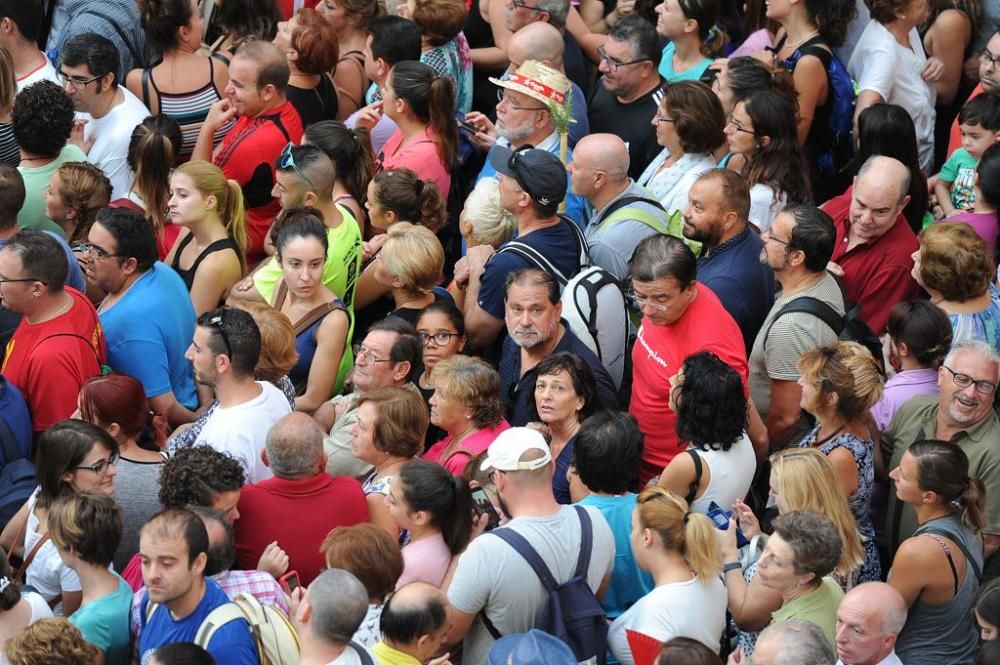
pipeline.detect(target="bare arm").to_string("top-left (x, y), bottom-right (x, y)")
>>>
top-left (765, 379), bottom-right (803, 449)
top-left (189, 252), bottom-right (244, 318)
top-left (658, 451), bottom-right (699, 500)
top-left (887, 538), bottom-right (932, 608)
top-left (566, 7), bottom-right (604, 63)
top-left (923, 9), bottom-right (973, 106)
top-left (0, 501), bottom-right (30, 557)
top-left (125, 69), bottom-right (158, 114)
top-left (853, 89), bottom-right (885, 134)
top-left (61, 590), bottom-right (83, 616)
top-left (367, 493), bottom-right (400, 541)
top-left (192, 98), bottom-right (237, 163)
top-left (934, 177), bottom-right (956, 216)
top-left (334, 57), bottom-right (367, 121)
top-left (354, 263), bottom-right (392, 310)
top-left (148, 392), bottom-right (198, 427)
top-left (470, 0), bottom-right (512, 70)
top-left (791, 54), bottom-right (828, 145)
top-left (295, 309), bottom-right (350, 414)
top-left (826, 445), bottom-right (860, 498)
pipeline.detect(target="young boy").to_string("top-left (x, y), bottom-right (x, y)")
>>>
top-left (935, 93), bottom-right (1000, 217)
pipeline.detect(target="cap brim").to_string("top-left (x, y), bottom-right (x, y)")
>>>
top-left (488, 144), bottom-right (518, 179)
top-left (487, 634), bottom-right (523, 665)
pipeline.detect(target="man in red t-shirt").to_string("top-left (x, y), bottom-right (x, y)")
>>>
top-left (821, 155), bottom-right (919, 335)
top-left (192, 40), bottom-right (303, 266)
top-left (627, 235), bottom-right (766, 485)
top-left (948, 30), bottom-right (1000, 157)
top-left (233, 413), bottom-right (368, 586)
top-left (1, 231), bottom-right (105, 435)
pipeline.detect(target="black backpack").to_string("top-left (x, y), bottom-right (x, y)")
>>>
top-left (764, 278), bottom-right (885, 375)
top-left (481, 506), bottom-right (608, 665)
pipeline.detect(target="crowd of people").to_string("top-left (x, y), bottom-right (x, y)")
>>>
top-left (3, 0), bottom-right (1000, 663)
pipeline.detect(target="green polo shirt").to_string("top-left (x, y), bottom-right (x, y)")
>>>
top-left (883, 395), bottom-right (1000, 553)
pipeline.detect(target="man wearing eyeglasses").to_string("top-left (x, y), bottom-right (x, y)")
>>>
top-left (948, 29), bottom-right (1000, 157)
top-left (882, 340), bottom-right (1000, 572)
top-left (192, 39), bottom-right (304, 266)
top-left (588, 15), bottom-right (664, 180)
top-left (59, 33), bottom-right (150, 201)
top-left (0, 230), bottom-right (106, 437)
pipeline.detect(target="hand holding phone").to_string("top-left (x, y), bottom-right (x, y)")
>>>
top-left (707, 501), bottom-right (750, 549)
top-left (279, 570), bottom-right (300, 594)
top-left (471, 487), bottom-right (501, 531)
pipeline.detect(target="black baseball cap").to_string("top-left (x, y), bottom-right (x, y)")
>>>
top-left (489, 145), bottom-right (567, 207)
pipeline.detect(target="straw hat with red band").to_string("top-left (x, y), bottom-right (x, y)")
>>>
top-left (489, 60), bottom-right (571, 109)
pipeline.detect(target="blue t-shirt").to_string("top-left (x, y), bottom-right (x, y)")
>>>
top-left (658, 41), bottom-right (712, 82)
top-left (99, 262), bottom-right (197, 409)
top-left (69, 575), bottom-right (132, 665)
top-left (139, 578), bottom-right (258, 665)
top-left (576, 493), bottom-right (654, 620)
top-left (696, 227), bottom-right (776, 354)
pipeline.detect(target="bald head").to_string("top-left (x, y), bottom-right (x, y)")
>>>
top-left (265, 412), bottom-right (325, 479)
top-left (857, 155), bottom-right (911, 203)
top-left (381, 582), bottom-right (448, 651)
top-left (835, 582), bottom-right (906, 665)
top-left (509, 22), bottom-right (565, 70)
top-left (844, 582), bottom-right (907, 635)
top-left (572, 134), bottom-right (630, 182)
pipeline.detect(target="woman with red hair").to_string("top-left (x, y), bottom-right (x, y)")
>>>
top-left (73, 373), bottom-right (168, 571)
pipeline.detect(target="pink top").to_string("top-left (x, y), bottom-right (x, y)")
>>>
top-left (943, 212), bottom-right (999, 263)
top-left (396, 532), bottom-right (452, 588)
top-left (377, 127), bottom-right (452, 199)
top-left (730, 29), bottom-right (775, 58)
top-left (423, 420), bottom-right (511, 476)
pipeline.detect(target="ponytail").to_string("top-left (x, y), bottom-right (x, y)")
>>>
top-left (418, 179), bottom-right (446, 232)
top-left (304, 120), bottom-right (376, 208)
top-left (428, 75), bottom-right (458, 168)
top-left (684, 511), bottom-right (724, 579)
top-left (636, 487), bottom-right (723, 580)
top-left (910, 439), bottom-right (987, 533)
top-left (389, 62), bottom-right (457, 171)
top-left (443, 474), bottom-right (474, 555)
top-left (960, 478), bottom-right (988, 533)
top-left (399, 460), bottom-right (474, 555)
top-left (222, 179), bottom-right (249, 274)
top-left (138, 411), bottom-right (169, 451)
top-left (700, 23), bottom-right (728, 58)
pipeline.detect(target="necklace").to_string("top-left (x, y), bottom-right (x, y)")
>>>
top-left (782, 29), bottom-right (821, 53)
top-left (810, 423), bottom-right (846, 447)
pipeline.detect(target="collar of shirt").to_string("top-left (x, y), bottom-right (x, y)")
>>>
top-left (925, 400), bottom-right (1000, 444)
top-left (497, 129), bottom-right (561, 154)
top-left (885, 367), bottom-right (939, 389)
top-left (700, 226), bottom-right (751, 260)
top-left (370, 641), bottom-right (422, 665)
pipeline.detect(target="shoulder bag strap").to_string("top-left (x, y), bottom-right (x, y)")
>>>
top-left (920, 527), bottom-right (983, 581)
top-left (292, 302), bottom-right (342, 336)
top-left (15, 533), bottom-right (49, 583)
top-left (499, 241), bottom-right (567, 286)
top-left (762, 295), bottom-right (844, 349)
top-left (349, 641), bottom-right (375, 665)
top-left (685, 448), bottom-right (703, 506)
top-left (572, 505), bottom-right (594, 578)
top-left (558, 213), bottom-right (591, 268)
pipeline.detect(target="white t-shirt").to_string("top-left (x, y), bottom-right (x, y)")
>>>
top-left (688, 433), bottom-right (757, 515)
top-left (448, 505), bottom-right (616, 665)
top-left (848, 21), bottom-right (936, 174)
top-left (24, 488), bottom-right (81, 616)
top-left (607, 576), bottom-right (728, 665)
top-left (16, 55), bottom-right (59, 93)
top-left (194, 381), bottom-right (292, 482)
top-left (325, 645), bottom-right (374, 664)
top-left (748, 183), bottom-right (786, 233)
top-left (78, 87), bottom-right (150, 200)
top-left (0, 592), bottom-right (54, 665)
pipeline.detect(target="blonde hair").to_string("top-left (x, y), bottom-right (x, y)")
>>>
top-left (54, 162), bottom-right (112, 244)
top-left (462, 178), bottom-right (516, 248)
top-left (770, 447), bottom-right (865, 578)
top-left (174, 161), bottom-right (249, 273)
top-left (0, 47), bottom-right (14, 114)
top-left (229, 300), bottom-right (298, 382)
top-left (381, 222), bottom-right (444, 295)
top-left (636, 487), bottom-right (722, 580)
top-left (430, 355), bottom-right (504, 429)
top-left (4, 618), bottom-right (98, 665)
top-left (797, 341), bottom-right (883, 422)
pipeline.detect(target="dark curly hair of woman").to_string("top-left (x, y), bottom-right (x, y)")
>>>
top-left (12, 80), bottom-right (76, 158)
top-left (158, 445), bottom-right (246, 508)
top-left (674, 351), bottom-right (747, 451)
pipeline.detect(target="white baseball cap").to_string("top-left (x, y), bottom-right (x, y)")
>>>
top-left (480, 427), bottom-right (553, 472)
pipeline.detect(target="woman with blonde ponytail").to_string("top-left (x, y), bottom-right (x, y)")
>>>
top-left (888, 439), bottom-right (985, 665)
top-left (164, 161), bottom-right (248, 315)
top-left (607, 487), bottom-right (726, 665)
top-left (796, 341), bottom-right (884, 583)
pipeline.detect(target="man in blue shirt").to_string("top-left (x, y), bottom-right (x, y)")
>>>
top-left (682, 169), bottom-right (776, 354)
top-left (84, 207), bottom-right (198, 426)
top-left (137, 508), bottom-right (258, 665)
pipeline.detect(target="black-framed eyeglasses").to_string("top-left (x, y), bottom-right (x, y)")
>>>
top-left (726, 114), bottom-right (756, 135)
top-left (73, 242), bottom-right (121, 260)
top-left (942, 365), bottom-right (998, 395)
top-left (0, 275), bottom-right (48, 286)
top-left (418, 331), bottom-right (462, 346)
top-left (496, 89), bottom-right (547, 112)
top-left (982, 48), bottom-right (1000, 69)
top-left (73, 452), bottom-right (120, 476)
top-left (762, 230), bottom-right (790, 247)
top-left (205, 311), bottom-right (233, 358)
top-left (509, 0), bottom-right (546, 12)
top-left (57, 70), bottom-right (104, 89)
top-left (597, 45), bottom-right (651, 73)
top-left (278, 142), bottom-right (315, 188)
top-left (654, 113), bottom-right (674, 124)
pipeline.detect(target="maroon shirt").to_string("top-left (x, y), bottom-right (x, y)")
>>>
top-left (234, 472), bottom-right (369, 586)
top-left (822, 188), bottom-right (920, 334)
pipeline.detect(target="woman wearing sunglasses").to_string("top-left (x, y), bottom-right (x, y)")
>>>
top-left (0, 420), bottom-right (119, 617)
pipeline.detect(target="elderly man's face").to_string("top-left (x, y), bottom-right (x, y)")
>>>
top-left (836, 593), bottom-right (892, 665)
top-left (848, 173), bottom-right (908, 242)
top-left (938, 348), bottom-right (999, 427)
top-left (505, 281), bottom-right (561, 349)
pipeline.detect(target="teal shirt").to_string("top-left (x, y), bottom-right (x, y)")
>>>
top-left (658, 41), bottom-right (712, 82)
top-left (69, 575), bottom-right (133, 665)
top-left (16, 144), bottom-right (87, 238)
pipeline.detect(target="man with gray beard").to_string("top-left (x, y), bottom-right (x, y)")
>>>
top-left (497, 268), bottom-right (618, 426)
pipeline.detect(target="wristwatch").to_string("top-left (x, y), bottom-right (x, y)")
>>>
top-left (722, 561), bottom-right (741, 573)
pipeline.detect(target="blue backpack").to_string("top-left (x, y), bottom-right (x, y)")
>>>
top-left (481, 506), bottom-right (608, 665)
top-left (781, 38), bottom-right (857, 180)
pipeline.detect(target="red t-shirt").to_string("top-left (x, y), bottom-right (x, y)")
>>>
top-left (276, 0), bottom-right (319, 18)
top-left (822, 190), bottom-right (920, 335)
top-left (233, 473), bottom-right (368, 586)
top-left (214, 101), bottom-right (304, 266)
top-left (949, 83), bottom-right (984, 157)
top-left (628, 284), bottom-right (749, 485)
top-left (1, 288), bottom-right (106, 433)
top-left (377, 127), bottom-right (452, 200)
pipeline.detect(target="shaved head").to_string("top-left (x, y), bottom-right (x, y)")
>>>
top-left (572, 133), bottom-right (630, 181)
top-left (508, 22), bottom-right (565, 70)
top-left (857, 155), bottom-right (911, 203)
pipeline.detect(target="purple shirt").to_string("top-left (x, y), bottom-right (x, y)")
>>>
top-left (870, 367), bottom-right (940, 430)
top-left (943, 212), bottom-right (999, 263)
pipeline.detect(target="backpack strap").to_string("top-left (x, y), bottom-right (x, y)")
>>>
top-left (595, 195), bottom-right (669, 235)
top-left (349, 641), bottom-right (375, 665)
top-left (496, 215), bottom-right (589, 287)
top-left (194, 602), bottom-right (248, 648)
top-left (762, 296), bottom-right (845, 350)
top-left (77, 10), bottom-right (143, 68)
top-left (920, 527), bottom-right (983, 582)
top-left (685, 449), bottom-right (703, 506)
top-left (571, 505), bottom-right (594, 579)
top-left (141, 67), bottom-right (152, 110)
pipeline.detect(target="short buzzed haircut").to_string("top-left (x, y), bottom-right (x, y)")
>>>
top-left (368, 16), bottom-right (422, 66)
top-left (95, 207), bottom-right (159, 272)
top-left (60, 33), bottom-right (120, 87)
top-left (697, 169), bottom-right (750, 221)
top-left (783, 204), bottom-right (836, 272)
top-left (141, 508), bottom-right (210, 567)
top-left (0, 164), bottom-right (25, 230)
top-left (235, 39), bottom-right (291, 93)
top-left (308, 569), bottom-right (369, 645)
top-left (2, 230), bottom-right (69, 291)
top-left (266, 413), bottom-right (324, 478)
top-left (532, 0), bottom-right (569, 28)
top-left (275, 144), bottom-right (336, 198)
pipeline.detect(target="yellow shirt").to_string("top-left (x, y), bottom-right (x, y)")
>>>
top-left (370, 641), bottom-right (422, 665)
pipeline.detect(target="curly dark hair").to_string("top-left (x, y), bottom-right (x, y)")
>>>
top-left (804, 0), bottom-right (856, 47)
top-left (11, 80), bottom-right (75, 158)
top-left (865, 0), bottom-right (910, 24)
top-left (158, 445), bottom-right (246, 508)
top-left (674, 351), bottom-right (747, 450)
top-left (527, 352), bottom-right (602, 423)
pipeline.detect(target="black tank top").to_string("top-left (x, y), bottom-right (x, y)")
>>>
top-left (169, 234), bottom-right (239, 291)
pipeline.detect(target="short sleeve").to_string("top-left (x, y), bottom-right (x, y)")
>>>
top-left (206, 619), bottom-right (260, 665)
top-left (106, 338), bottom-right (173, 398)
top-left (939, 149), bottom-right (968, 182)
top-left (478, 253), bottom-right (522, 319)
top-left (763, 316), bottom-right (836, 381)
top-left (854, 41), bottom-right (897, 100)
top-left (448, 538), bottom-right (494, 615)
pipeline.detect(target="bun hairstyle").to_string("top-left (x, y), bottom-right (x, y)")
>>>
top-left (886, 300), bottom-right (952, 370)
top-left (797, 341), bottom-right (884, 421)
top-left (372, 169), bottom-right (446, 232)
top-left (679, 0), bottom-right (727, 58)
top-left (909, 439), bottom-right (987, 533)
top-left (137, 0), bottom-right (195, 53)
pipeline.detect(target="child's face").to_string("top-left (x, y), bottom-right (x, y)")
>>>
top-left (960, 122), bottom-right (999, 158)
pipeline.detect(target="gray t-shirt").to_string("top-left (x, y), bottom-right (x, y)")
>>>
top-left (749, 272), bottom-right (845, 420)
top-left (583, 181), bottom-right (673, 283)
top-left (112, 455), bottom-right (165, 572)
top-left (448, 505), bottom-right (615, 665)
